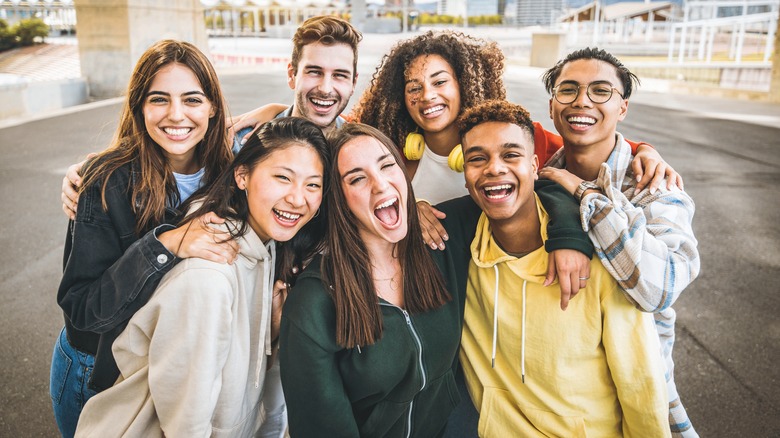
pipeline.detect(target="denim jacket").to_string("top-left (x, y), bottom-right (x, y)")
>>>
top-left (57, 159), bottom-right (180, 391)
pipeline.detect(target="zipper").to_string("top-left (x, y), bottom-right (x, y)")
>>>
top-left (380, 303), bottom-right (427, 438)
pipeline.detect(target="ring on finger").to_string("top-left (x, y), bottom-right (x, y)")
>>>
top-left (579, 276), bottom-right (589, 280)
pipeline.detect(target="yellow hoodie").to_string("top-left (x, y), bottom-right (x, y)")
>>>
top-left (460, 195), bottom-right (670, 438)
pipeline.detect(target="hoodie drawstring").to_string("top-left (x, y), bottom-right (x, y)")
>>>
top-left (254, 242), bottom-right (276, 389)
top-left (491, 265), bottom-right (499, 369)
top-left (491, 265), bottom-right (528, 384)
top-left (521, 279), bottom-right (527, 384)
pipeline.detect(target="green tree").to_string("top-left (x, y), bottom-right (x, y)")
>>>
top-left (0, 19), bottom-right (16, 52)
top-left (13, 18), bottom-right (48, 46)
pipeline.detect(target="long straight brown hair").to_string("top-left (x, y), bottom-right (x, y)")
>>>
top-left (324, 123), bottom-right (450, 348)
top-left (80, 39), bottom-right (232, 235)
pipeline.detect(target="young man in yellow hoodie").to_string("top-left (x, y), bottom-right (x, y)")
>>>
top-left (455, 100), bottom-right (670, 437)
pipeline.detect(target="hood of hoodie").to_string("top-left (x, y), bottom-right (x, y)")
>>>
top-left (215, 219), bottom-right (277, 390)
top-left (466, 193), bottom-right (554, 380)
top-left (470, 193), bottom-right (552, 286)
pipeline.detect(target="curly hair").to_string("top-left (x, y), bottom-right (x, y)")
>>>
top-left (352, 30), bottom-right (506, 150)
top-left (457, 100), bottom-right (535, 145)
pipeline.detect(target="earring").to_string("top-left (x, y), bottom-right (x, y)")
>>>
top-left (313, 209), bottom-right (320, 218)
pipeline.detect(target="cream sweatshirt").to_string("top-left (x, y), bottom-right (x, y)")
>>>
top-left (75, 221), bottom-right (278, 438)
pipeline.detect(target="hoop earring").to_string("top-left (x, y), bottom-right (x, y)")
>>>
top-left (313, 209), bottom-right (320, 218)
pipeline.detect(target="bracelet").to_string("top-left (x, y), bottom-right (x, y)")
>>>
top-left (574, 180), bottom-right (599, 201)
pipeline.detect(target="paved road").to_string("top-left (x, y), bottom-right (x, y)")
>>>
top-left (1, 66), bottom-right (778, 436)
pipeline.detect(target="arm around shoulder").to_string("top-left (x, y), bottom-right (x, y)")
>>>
top-left (57, 176), bottom-right (178, 333)
top-left (535, 180), bottom-right (594, 257)
top-left (582, 170), bottom-right (699, 311)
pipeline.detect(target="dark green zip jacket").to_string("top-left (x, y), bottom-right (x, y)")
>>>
top-left (279, 181), bottom-right (591, 438)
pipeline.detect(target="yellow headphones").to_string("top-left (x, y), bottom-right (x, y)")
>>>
top-left (403, 132), bottom-right (464, 173)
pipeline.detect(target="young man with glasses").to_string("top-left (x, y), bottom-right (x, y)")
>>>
top-left (538, 47), bottom-right (700, 438)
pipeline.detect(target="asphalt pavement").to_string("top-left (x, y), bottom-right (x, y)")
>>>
top-left (1, 32), bottom-right (779, 437)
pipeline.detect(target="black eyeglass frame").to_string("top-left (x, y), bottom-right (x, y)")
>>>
top-left (551, 82), bottom-right (625, 105)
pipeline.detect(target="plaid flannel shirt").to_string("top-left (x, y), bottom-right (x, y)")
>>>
top-left (546, 133), bottom-right (700, 437)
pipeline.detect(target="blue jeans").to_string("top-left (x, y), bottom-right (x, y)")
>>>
top-left (50, 327), bottom-right (97, 438)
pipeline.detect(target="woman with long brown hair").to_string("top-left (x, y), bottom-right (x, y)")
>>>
top-left (279, 123), bottom-right (468, 437)
top-left (50, 40), bottom-right (236, 437)
top-left (75, 117), bottom-right (330, 437)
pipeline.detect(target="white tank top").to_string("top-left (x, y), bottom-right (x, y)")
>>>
top-left (410, 144), bottom-right (468, 205)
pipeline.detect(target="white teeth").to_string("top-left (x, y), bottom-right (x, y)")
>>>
top-left (375, 198), bottom-right (398, 210)
top-left (567, 116), bottom-right (596, 124)
top-left (275, 209), bottom-right (301, 220)
top-left (311, 98), bottom-right (335, 107)
top-left (164, 127), bottom-right (191, 136)
top-left (423, 105), bottom-right (444, 115)
top-left (484, 184), bottom-right (512, 200)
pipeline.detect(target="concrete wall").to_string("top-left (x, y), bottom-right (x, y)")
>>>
top-left (73, 0), bottom-right (209, 99)
top-left (0, 76), bottom-right (88, 120)
top-left (530, 32), bottom-right (566, 68)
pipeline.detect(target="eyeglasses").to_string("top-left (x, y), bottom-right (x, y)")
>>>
top-left (551, 82), bottom-right (625, 104)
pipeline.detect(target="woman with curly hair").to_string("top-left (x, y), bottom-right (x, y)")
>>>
top-left (352, 30), bottom-right (505, 204)
top-left (352, 30), bottom-right (680, 251)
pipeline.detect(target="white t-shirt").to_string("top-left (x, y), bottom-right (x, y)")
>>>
top-left (410, 144), bottom-right (468, 205)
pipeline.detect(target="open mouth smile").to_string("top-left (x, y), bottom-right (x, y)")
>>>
top-left (422, 105), bottom-right (444, 116)
top-left (483, 184), bottom-right (514, 200)
top-left (274, 208), bottom-right (302, 224)
top-left (163, 127), bottom-right (193, 138)
top-left (374, 197), bottom-right (400, 226)
top-left (310, 97), bottom-right (337, 111)
top-left (566, 115), bottom-right (596, 128)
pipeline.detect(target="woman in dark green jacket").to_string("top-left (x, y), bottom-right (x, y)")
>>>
top-left (280, 123), bottom-right (462, 437)
top-left (279, 123), bottom-right (592, 437)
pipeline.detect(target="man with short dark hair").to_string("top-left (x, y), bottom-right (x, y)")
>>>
top-left (447, 99), bottom-right (670, 436)
top-left (539, 47), bottom-right (700, 437)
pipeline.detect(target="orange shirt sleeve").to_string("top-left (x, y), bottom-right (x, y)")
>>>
top-left (533, 121), bottom-right (563, 166)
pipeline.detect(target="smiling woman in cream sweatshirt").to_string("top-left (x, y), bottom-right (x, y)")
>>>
top-left (75, 118), bottom-right (330, 437)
